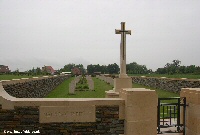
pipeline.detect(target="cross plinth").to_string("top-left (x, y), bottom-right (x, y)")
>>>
top-left (115, 22), bottom-right (131, 78)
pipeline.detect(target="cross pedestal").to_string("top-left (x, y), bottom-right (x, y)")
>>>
top-left (106, 22), bottom-right (133, 98)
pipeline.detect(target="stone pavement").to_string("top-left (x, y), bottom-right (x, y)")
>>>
top-left (157, 118), bottom-right (183, 135)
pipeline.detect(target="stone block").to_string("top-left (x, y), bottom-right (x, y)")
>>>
top-left (186, 127), bottom-right (200, 135)
top-left (39, 106), bottom-right (96, 123)
top-left (113, 78), bottom-right (132, 92)
top-left (189, 90), bottom-right (197, 103)
top-left (120, 88), bottom-right (157, 107)
top-left (181, 88), bottom-right (193, 103)
top-left (124, 120), bottom-right (157, 135)
top-left (105, 90), bottom-right (119, 98)
top-left (125, 106), bottom-right (157, 121)
top-left (186, 115), bottom-right (200, 134)
top-left (195, 90), bottom-right (200, 105)
top-left (188, 104), bottom-right (200, 117)
top-left (1, 99), bottom-right (14, 110)
top-left (180, 88), bottom-right (189, 98)
top-left (121, 88), bottom-right (157, 135)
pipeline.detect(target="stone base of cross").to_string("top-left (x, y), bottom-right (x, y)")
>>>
top-left (119, 73), bottom-right (128, 78)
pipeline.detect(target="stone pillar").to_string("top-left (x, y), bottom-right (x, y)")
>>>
top-left (180, 88), bottom-right (200, 135)
top-left (119, 88), bottom-right (158, 135)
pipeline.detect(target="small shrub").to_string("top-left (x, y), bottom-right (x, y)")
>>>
top-left (83, 85), bottom-right (89, 89)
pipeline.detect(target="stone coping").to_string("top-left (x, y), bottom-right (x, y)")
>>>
top-left (0, 82), bottom-right (124, 114)
top-left (0, 75), bottom-right (70, 85)
top-left (124, 88), bottom-right (155, 92)
top-left (131, 76), bottom-right (200, 81)
top-left (12, 79), bottom-right (21, 80)
top-left (182, 88), bottom-right (200, 91)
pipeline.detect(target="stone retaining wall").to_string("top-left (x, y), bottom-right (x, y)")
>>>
top-left (1, 75), bottom-right (71, 98)
top-left (132, 76), bottom-right (200, 93)
top-left (0, 105), bottom-right (124, 135)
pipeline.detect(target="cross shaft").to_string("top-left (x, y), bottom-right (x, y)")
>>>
top-left (115, 22), bottom-right (131, 78)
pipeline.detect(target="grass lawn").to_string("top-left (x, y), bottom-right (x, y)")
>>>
top-left (133, 83), bottom-right (179, 98)
top-left (46, 77), bottom-right (113, 98)
top-left (46, 76), bottom-right (178, 98)
top-left (0, 74), bottom-right (42, 81)
top-left (129, 73), bottom-right (200, 79)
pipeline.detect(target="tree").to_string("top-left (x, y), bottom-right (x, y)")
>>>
top-left (36, 67), bottom-right (41, 75)
top-left (61, 63), bottom-right (75, 72)
top-left (126, 62), bottom-right (150, 74)
top-left (87, 64), bottom-right (95, 74)
top-left (185, 65), bottom-right (196, 73)
top-left (158, 60), bottom-right (182, 74)
top-left (179, 66), bottom-right (186, 74)
top-left (87, 64), bottom-right (108, 74)
top-left (107, 63), bottom-right (119, 74)
top-left (101, 65), bottom-right (107, 74)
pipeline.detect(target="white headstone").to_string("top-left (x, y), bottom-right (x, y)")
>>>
top-left (69, 80), bottom-right (76, 94)
top-left (86, 75), bottom-right (94, 90)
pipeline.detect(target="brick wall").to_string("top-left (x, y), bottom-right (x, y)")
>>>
top-left (0, 105), bottom-right (124, 135)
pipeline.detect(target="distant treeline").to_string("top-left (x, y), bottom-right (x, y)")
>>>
top-left (156, 60), bottom-right (200, 75)
top-left (86, 62), bottom-right (152, 75)
top-left (86, 60), bottom-right (200, 75)
top-left (4, 59), bottom-right (200, 76)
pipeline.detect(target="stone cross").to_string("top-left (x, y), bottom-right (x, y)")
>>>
top-left (115, 22), bottom-right (131, 78)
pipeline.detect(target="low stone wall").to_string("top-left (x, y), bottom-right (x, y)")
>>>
top-left (132, 76), bottom-right (200, 93)
top-left (0, 105), bottom-right (123, 135)
top-left (1, 75), bottom-right (71, 98)
top-left (0, 84), bottom-right (157, 135)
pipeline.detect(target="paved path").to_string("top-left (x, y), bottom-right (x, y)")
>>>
top-left (157, 118), bottom-right (183, 135)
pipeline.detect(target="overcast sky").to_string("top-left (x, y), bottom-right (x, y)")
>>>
top-left (0, 0), bottom-right (200, 71)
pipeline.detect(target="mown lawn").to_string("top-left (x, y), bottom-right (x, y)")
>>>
top-left (0, 74), bottom-right (180, 99)
top-left (0, 74), bottom-right (42, 80)
top-left (133, 83), bottom-right (179, 98)
top-left (129, 73), bottom-right (200, 79)
top-left (46, 76), bottom-right (178, 98)
top-left (46, 77), bottom-right (113, 98)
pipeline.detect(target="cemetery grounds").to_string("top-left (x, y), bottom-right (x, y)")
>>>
top-left (46, 76), bottom-right (179, 98)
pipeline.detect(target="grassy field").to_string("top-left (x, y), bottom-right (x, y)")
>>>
top-left (133, 83), bottom-right (179, 98)
top-left (128, 73), bottom-right (200, 79)
top-left (0, 74), bottom-right (42, 81)
top-left (46, 77), bottom-right (113, 98)
top-left (46, 77), bottom-right (178, 98)
top-left (0, 74), bottom-right (179, 98)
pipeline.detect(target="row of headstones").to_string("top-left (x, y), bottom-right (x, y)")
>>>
top-left (69, 75), bottom-right (81, 94)
top-left (69, 75), bottom-right (94, 94)
top-left (85, 75), bottom-right (94, 91)
top-left (96, 75), bottom-right (114, 86)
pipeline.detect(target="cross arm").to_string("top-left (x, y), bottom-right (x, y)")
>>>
top-left (126, 30), bottom-right (131, 35)
top-left (115, 29), bottom-right (132, 35)
top-left (115, 29), bottom-right (121, 34)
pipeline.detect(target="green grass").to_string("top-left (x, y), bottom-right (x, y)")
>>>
top-left (46, 77), bottom-right (113, 98)
top-left (45, 77), bottom-right (74, 98)
top-left (128, 73), bottom-right (200, 79)
top-left (0, 74), bottom-right (42, 81)
top-left (46, 76), bottom-right (178, 98)
top-left (133, 83), bottom-right (179, 98)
